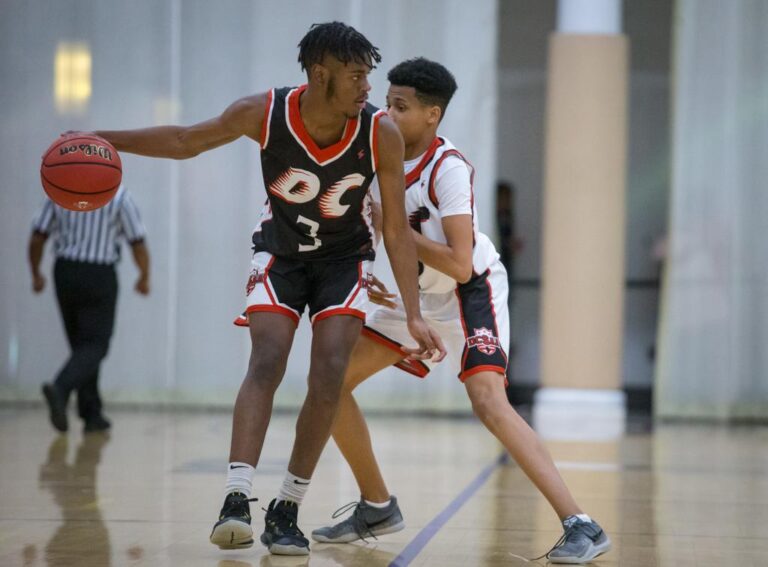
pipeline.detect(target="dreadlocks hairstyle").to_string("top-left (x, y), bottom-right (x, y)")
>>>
top-left (387, 58), bottom-right (458, 119)
top-left (298, 22), bottom-right (382, 74)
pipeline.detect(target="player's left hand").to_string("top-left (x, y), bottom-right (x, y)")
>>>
top-left (366, 274), bottom-right (397, 309)
top-left (403, 317), bottom-right (447, 362)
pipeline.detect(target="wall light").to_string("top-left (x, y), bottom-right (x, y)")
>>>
top-left (54, 41), bottom-right (92, 114)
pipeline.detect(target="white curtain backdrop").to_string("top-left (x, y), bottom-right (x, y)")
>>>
top-left (0, 0), bottom-right (498, 412)
top-left (656, 0), bottom-right (768, 419)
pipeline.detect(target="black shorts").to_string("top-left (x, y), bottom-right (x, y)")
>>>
top-left (235, 251), bottom-right (371, 327)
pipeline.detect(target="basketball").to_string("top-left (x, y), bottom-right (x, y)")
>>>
top-left (40, 134), bottom-right (122, 211)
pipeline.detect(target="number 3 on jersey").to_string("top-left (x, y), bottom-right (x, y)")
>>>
top-left (269, 168), bottom-right (365, 252)
top-left (296, 215), bottom-right (320, 251)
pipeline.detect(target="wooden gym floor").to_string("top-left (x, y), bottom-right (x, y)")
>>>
top-left (0, 406), bottom-right (767, 566)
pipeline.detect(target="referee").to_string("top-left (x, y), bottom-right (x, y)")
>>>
top-left (28, 185), bottom-right (150, 433)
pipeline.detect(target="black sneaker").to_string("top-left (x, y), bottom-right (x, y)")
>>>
top-left (209, 492), bottom-right (258, 549)
top-left (42, 383), bottom-right (68, 433)
top-left (545, 516), bottom-right (612, 564)
top-left (83, 414), bottom-right (111, 433)
top-left (260, 499), bottom-right (310, 556)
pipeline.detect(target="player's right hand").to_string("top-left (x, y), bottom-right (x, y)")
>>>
top-left (135, 275), bottom-right (150, 296)
top-left (403, 317), bottom-right (447, 362)
top-left (32, 274), bottom-right (46, 293)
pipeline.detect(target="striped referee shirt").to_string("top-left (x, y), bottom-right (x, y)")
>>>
top-left (31, 185), bottom-right (146, 265)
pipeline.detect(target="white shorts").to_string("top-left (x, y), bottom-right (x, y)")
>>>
top-left (362, 259), bottom-right (509, 382)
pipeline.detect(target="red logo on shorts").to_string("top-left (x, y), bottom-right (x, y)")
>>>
top-left (245, 269), bottom-right (264, 296)
top-left (467, 327), bottom-right (500, 355)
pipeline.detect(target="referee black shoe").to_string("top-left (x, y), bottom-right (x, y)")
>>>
top-left (83, 414), bottom-right (111, 433)
top-left (260, 499), bottom-right (310, 555)
top-left (209, 492), bottom-right (258, 549)
top-left (42, 383), bottom-right (68, 433)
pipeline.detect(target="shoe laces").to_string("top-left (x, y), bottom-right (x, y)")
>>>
top-left (331, 501), bottom-right (378, 543)
top-left (530, 519), bottom-right (598, 561)
top-left (221, 494), bottom-right (257, 520)
top-left (265, 501), bottom-right (305, 537)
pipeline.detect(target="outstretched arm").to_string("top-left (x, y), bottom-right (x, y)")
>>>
top-left (95, 94), bottom-right (268, 159)
top-left (376, 117), bottom-right (446, 361)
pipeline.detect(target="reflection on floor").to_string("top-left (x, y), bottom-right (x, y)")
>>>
top-left (0, 407), bottom-right (767, 566)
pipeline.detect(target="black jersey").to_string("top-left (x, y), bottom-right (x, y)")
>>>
top-left (252, 85), bottom-right (385, 262)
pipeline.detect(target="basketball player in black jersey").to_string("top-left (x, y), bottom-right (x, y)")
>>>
top-left (91, 22), bottom-right (445, 556)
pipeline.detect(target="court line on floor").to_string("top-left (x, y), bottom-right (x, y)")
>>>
top-left (388, 452), bottom-right (509, 567)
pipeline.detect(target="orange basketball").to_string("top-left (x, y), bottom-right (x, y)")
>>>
top-left (40, 134), bottom-right (122, 211)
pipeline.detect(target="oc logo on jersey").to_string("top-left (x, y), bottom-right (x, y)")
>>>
top-left (269, 167), bottom-right (365, 218)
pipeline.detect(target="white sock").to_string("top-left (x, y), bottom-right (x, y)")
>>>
top-left (225, 462), bottom-right (254, 498)
top-left (564, 513), bottom-right (592, 527)
top-left (364, 497), bottom-right (391, 508)
top-left (276, 470), bottom-right (311, 506)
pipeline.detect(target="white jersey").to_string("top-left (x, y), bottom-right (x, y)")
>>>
top-left (404, 136), bottom-right (499, 294)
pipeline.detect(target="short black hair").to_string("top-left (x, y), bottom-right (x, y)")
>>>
top-left (387, 58), bottom-right (458, 118)
top-left (298, 22), bottom-right (382, 73)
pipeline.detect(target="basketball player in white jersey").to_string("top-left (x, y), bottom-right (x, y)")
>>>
top-left (311, 58), bottom-right (612, 564)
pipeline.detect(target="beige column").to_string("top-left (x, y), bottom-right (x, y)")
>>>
top-left (534, 1), bottom-right (628, 440)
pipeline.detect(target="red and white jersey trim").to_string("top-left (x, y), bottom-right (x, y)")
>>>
top-left (405, 137), bottom-right (444, 188)
top-left (285, 85), bottom-right (362, 167)
top-left (369, 109), bottom-right (386, 172)
top-left (260, 89), bottom-right (275, 148)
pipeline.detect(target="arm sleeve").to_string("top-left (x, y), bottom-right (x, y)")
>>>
top-left (116, 189), bottom-right (147, 243)
top-left (435, 158), bottom-right (473, 218)
top-left (31, 199), bottom-right (56, 235)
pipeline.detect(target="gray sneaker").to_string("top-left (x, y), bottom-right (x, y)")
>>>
top-left (545, 516), bottom-right (612, 564)
top-left (311, 495), bottom-right (405, 543)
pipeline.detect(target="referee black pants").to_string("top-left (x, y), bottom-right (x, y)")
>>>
top-left (53, 259), bottom-right (118, 420)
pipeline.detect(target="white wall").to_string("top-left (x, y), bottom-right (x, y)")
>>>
top-left (0, 0), bottom-right (498, 411)
top-left (656, 0), bottom-right (768, 420)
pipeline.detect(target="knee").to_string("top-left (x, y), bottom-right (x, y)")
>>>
top-left (75, 342), bottom-right (110, 365)
top-left (245, 348), bottom-right (288, 390)
top-left (468, 381), bottom-right (503, 422)
top-left (307, 354), bottom-right (349, 401)
top-left (313, 352), bottom-right (350, 384)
